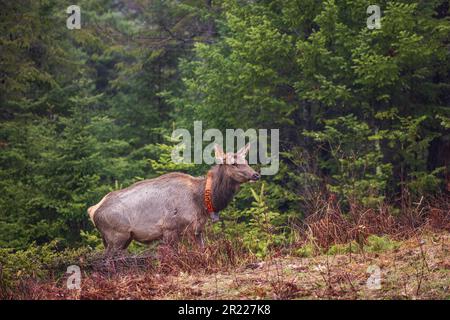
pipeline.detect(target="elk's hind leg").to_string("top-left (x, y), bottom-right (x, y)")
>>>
top-left (94, 209), bottom-right (132, 257)
top-left (97, 214), bottom-right (132, 257)
top-left (103, 230), bottom-right (132, 257)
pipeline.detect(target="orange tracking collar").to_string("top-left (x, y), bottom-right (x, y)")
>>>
top-left (204, 171), bottom-right (215, 215)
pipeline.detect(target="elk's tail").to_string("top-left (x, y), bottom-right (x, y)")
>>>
top-left (87, 195), bottom-right (109, 226)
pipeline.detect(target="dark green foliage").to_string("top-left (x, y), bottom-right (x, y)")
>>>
top-left (0, 0), bottom-right (214, 248)
top-left (304, 114), bottom-right (392, 206)
top-left (178, 0), bottom-right (450, 207)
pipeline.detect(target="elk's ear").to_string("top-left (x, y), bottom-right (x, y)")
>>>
top-left (237, 143), bottom-right (251, 158)
top-left (214, 144), bottom-right (225, 163)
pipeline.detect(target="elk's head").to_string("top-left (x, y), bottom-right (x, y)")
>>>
top-left (214, 144), bottom-right (260, 183)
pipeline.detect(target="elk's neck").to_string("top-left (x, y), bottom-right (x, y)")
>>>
top-left (207, 165), bottom-right (240, 212)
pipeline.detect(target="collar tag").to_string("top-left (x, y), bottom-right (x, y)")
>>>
top-left (204, 172), bottom-right (218, 221)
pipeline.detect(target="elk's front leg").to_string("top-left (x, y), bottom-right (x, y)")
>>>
top-left (195, 231), bottom-right (205, 249)
top-left (163, 230), bottom-right (179, 247)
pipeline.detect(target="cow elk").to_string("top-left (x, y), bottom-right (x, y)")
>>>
top-left (88, 144), bottom-right (260, 256)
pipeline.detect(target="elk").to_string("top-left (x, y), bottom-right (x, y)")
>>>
top-left (87, 144), bottom-right (260, 256)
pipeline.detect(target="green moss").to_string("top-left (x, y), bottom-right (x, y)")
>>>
top-left (364, 235), bottom-right (400, 253)
top-left (326, 241), bottom-right (360, 255)
top-left (294, 243), bottom-right (315, 258)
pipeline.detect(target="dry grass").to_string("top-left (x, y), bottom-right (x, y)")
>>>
top-left (8, 230), bottom-right (449, 300)
top-left (301, 193), bottom-right (450, 249)
top-left (3, 195), bottom-right (449, 300)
